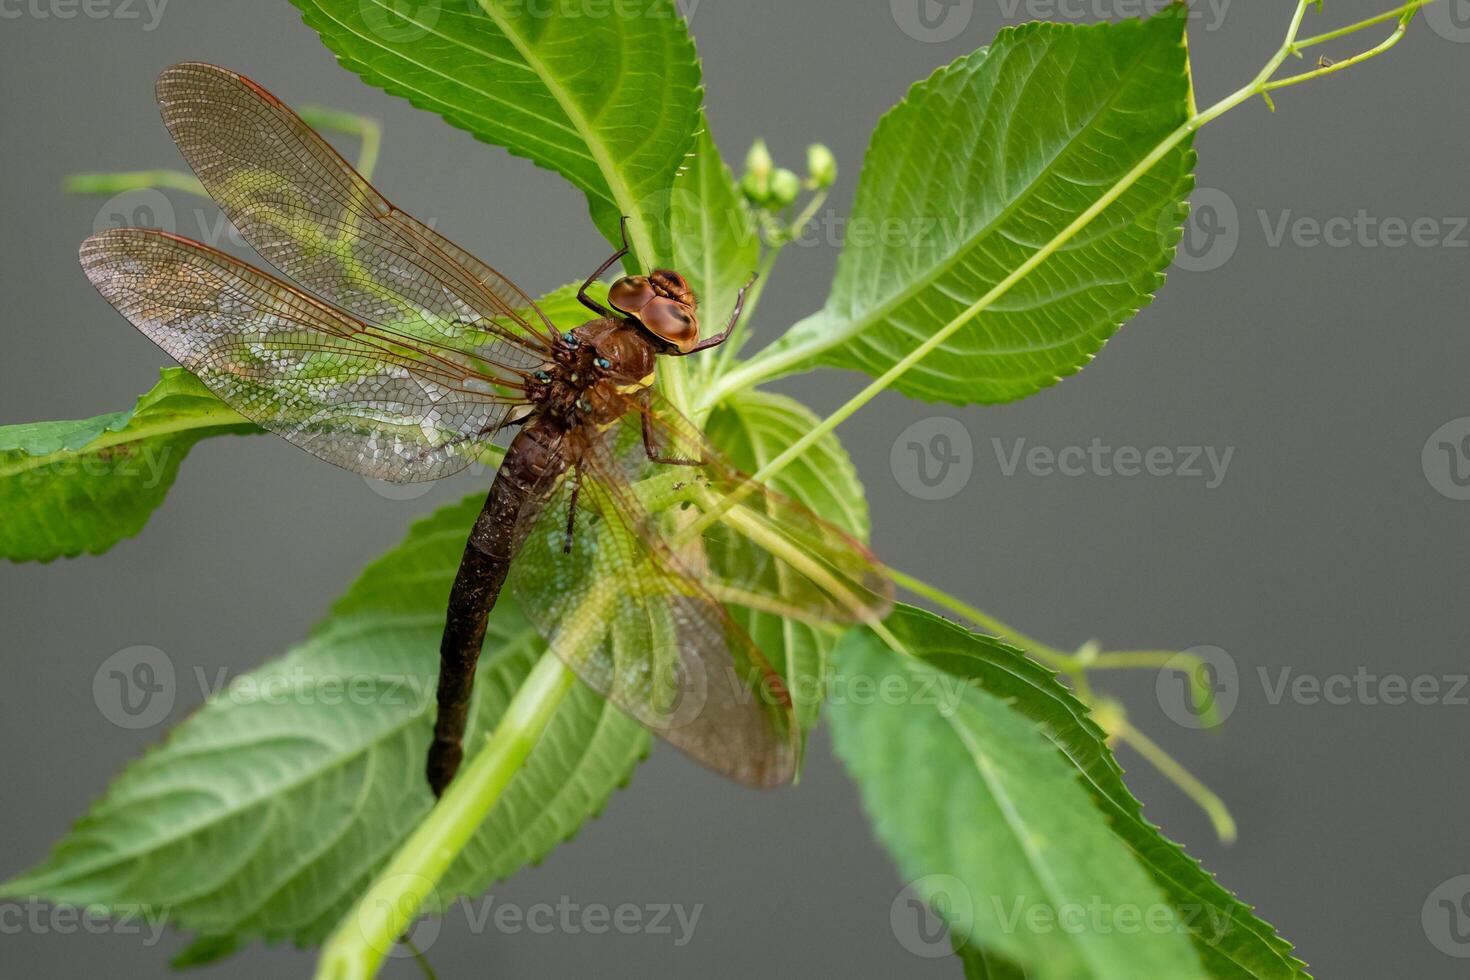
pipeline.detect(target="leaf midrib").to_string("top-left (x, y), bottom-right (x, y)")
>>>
top-left (472, 0), bottom-right (658, 264)
top-left (829, 35), bottom-right (1161, 359)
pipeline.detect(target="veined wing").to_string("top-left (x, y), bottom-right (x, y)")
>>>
top-left (507, 394), bottom-right (893, 786)
top-left (155, 62), bottom-right (558, 367)
top-left (633, 390), bottom-right (894, 629)
top-left (509, 422), bottom-right (799, 788)
top-left (81, 229), bottom-right (527, 483)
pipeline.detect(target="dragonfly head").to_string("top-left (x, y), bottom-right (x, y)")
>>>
top-left (608, 270), bottom-right (700, 353)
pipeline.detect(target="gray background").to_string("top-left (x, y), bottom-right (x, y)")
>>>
top-left (2, 1), bottom-right (1467, 977)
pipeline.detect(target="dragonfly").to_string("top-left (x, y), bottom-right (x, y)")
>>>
top-left (81, 63), bottom-right (893, 795)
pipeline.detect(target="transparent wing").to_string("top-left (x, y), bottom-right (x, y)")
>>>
top-left (507, 394), bottom-right (892, 786)
top-left (509, 420), bottom-right (799, 788)
top-left (81, 228), bottom-right (527, 483)
top-left (634, 390), bottom-right (894, 628)
top-left (155, 62), bottom-right (558, 367)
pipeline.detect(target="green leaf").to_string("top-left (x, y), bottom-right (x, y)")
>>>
top-left (0, 369), bottom-right (258, 562)
top-left (765, 11), bottom-right (1195, 404)
top-left (670, 123), bottom-right (760, 354)
top-left (829, 605), bottom-right (1206, 980)
top-left (2, 494), bottom-right (648, 960)
top-left (958, 940), bottom-right (1031, 980)
top-left (706, 389), bottom-right (870, 737)
top-left (289, 0), bottom-right (702, 264)
top-left (904, 610), bottom-right (1309, 979)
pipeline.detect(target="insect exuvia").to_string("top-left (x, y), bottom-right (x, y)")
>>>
top-left (82, 63), bottom-right (892, 796)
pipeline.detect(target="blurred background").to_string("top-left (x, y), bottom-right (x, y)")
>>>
top-left (2, 1), bottom-right (1467, 976)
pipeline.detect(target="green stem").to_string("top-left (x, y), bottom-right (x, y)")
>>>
top-left (63, 104), bottom-right (384, 196)
top-left (1265, 13), bottom-right (1416, 93)
top-left (297, 106), bottom-right (383, 179)
top-left (1291, 0), bottom-right (1428, 48)
top-left (1108, 715), bottom-right (1238, 844)
top-left (63, 170), bottom-right (206, 196)
top-left (315, 651), bottom-right (574, 980)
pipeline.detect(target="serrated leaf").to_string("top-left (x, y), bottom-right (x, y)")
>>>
top-left (904, 611), bottom-right (1310, 979)
top-left (289, 0), bottom-right (702, 264)
top-left (829, 605), bottom-right (1206, 980)
top-left (761, 11), bottom-right (1195, 404)
top-left (2, 494), bottom-right (649, 959)
top-left (843, 606), bottom-right (1308, 979)
top-left (0, 369), bottom-right (258, 562)
top-left (706, 389), bottom-right (870, 737)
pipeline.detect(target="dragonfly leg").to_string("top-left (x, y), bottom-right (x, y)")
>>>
top-left (642, 409), bottom-right (703, 466)
top-left (578, 216), bottom-right (631, 317)
top-left (564, 470), bottom-right (581, 554)
top-left (670, 271), bottom-right (758, 356)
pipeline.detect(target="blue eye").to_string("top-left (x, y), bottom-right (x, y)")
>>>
top-left (562, 331), bottom-right (578, 347)
top-left (533, 370), bottom-right (550, 382)
top-left (595, 357), bottom-right (611, 369)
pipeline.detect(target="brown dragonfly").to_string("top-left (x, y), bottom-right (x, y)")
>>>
top-left (81, 64), bottom-right (892, 795)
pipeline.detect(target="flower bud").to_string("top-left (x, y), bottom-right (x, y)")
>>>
top-left (805, 143), bottom-right (837, 189)
top-left (740, 139), bottom-right (774, 205)
top-left (769, 168), bottom-right (801, 208)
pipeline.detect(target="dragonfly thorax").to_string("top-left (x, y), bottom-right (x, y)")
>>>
top-left (536, 318), bottom-right (658, 426)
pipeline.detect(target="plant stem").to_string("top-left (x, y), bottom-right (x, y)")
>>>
top-left (314, 652), bottom-right (574, 980)
top-left (298, 105), bottom-right (383, 179)
top-left (891, 566), bottom-right (1235, 838)
top-left (63, 103), bottom-right (384, 195)
top-left (1106, 712), bottom-right (1238, 845)
top-left (63, 170), bottom-right (206, 196)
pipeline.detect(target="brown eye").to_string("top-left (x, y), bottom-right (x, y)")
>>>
top-left (641, 298), bottom-right (699, 351)
top-left (608, 276), bottom-right (655, 314)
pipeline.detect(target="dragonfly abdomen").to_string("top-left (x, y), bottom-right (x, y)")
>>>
top-left (427, 417), bottom-right (568, 796)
